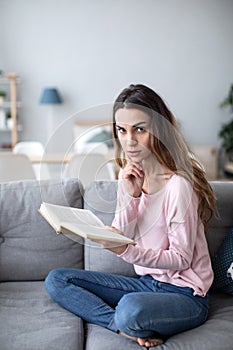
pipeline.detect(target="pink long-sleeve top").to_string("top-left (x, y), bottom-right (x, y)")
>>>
top-left (112, 173), bottom-right (214, 297)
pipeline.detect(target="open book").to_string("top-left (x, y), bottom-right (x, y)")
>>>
top-left (38, 202), bottom-right (135, 245)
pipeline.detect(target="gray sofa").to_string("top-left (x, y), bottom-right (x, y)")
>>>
top-left (0, 178), bottom-right (233, 350)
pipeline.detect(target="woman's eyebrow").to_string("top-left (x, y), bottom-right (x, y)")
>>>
top-left (115, 124), bottom-right (125, 128)
top-left (115, 121), bottom-right (147, 128)
top-left (132, 121), bottom-right (147, 127)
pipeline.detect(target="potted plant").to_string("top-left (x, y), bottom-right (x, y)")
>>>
top-left (219, 84), bottom-right (233, 176)
top-left (0, 90), bottom-right (7, 105)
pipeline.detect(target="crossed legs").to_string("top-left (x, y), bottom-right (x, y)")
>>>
top-left (45, 268), bottom-right (208, 347)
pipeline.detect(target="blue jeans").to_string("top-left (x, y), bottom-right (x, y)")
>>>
top-left (45, 268), bottom-right (209, 338)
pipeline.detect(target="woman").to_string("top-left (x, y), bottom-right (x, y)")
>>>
top-left (45, 84), bottom-right (217, 348)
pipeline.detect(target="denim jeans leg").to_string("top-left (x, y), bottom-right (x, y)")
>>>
top-left (114, 287), bottom-right (209, 338)
top-left (45, 270), bottom-right (209, 337)
top-left (44, 268), bottom-right (152, 332)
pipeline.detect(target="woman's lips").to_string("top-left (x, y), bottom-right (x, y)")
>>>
top-left (127, 150), bottom-right (141, 157)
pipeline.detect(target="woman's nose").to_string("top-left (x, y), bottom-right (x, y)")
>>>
top-left (126, 134), bottom-right (137, 146)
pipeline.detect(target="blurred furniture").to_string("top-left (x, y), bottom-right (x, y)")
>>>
top-left (63, 153), bottom-right (115, 187)
top-left (13, 141), bottom-right (45, 155)
top-left (26, 151), bottom-right (116, 181)
top-left (28, 153), bottom-right (73, 164)
top-left (0, 73), bottom-right (21, 149)
top-left (73, 119), bottom-right (113, 154)
top-left (190, 145), bottom-right (218, 180)
top-left (27, 150), bottom-right (115, 164)
top-left (75, 141), bottom-right (109, 155)
top-left (224, 162), bottom-right (233, 178)
top-left (13, 141), bottom-right (50, 180)
top-left (0, 153), bottom-right (36, 181)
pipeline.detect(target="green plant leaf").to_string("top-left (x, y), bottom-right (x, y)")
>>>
top-left (220, 84), bottom-right (233, 112)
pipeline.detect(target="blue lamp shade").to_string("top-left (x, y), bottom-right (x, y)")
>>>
top-left (39, 88), bottom-right (62, 104)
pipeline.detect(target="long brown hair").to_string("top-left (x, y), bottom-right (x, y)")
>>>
top-left (112, 84), bottom-right (217, 231)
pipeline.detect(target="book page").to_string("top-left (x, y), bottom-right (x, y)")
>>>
top-left (39, 202), bottom-right (135, 245)
top-left (61, 222), bottom-right (135, 244)
top-left (39, 204), bottom-right (61, 232)
top-left (40, 202), bottom-right (104, 230)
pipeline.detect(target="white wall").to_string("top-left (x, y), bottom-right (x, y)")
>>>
top-left (1, 0), bottom-right (233, 151)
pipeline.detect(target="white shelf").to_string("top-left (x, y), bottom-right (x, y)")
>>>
top-left (0, 124), bottom-right (22, 132)
top-left (0, 101), bottom-right (22, 108)
top-left (0, 74), bottom-right (20, 147)
top-left (0, 76), bottom-right (20, 84)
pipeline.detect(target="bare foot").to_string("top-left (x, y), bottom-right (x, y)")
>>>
top-left (137, 337), bottom-right (163, 347)
top-left (119, 331), bottom-right (163, 347)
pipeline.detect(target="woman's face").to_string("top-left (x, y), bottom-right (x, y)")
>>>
top-left (115, 108), bottom-right (152, 163)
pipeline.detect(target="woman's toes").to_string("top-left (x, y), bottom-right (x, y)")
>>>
top-left (139, 337), bottom-right (163, 347)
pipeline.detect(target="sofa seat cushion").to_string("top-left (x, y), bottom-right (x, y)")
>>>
top-left (0, 281), bottom-right (84, 350)
top-left (85, 293), bottom-right (233, 350)
top-left (0, 179), bottom-right (84, 281)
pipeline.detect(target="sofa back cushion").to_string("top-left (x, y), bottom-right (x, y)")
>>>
top-left (84, 180), bottom-right (233, 276)
top-left (84, 181), bottom-right (137, 277)
top-left (0, 179), bottom-right (84, 281)
top-left (207, 181), bottom-right (233, 259)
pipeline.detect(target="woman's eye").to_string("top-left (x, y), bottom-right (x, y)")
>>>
top-left (116, 126), bottom-right (126, 134)
top-left (136, 127), bottom-right (144, 133)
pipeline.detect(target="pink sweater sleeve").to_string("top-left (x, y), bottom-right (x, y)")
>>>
top-left (112, 180), bottom-right (141, 239)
